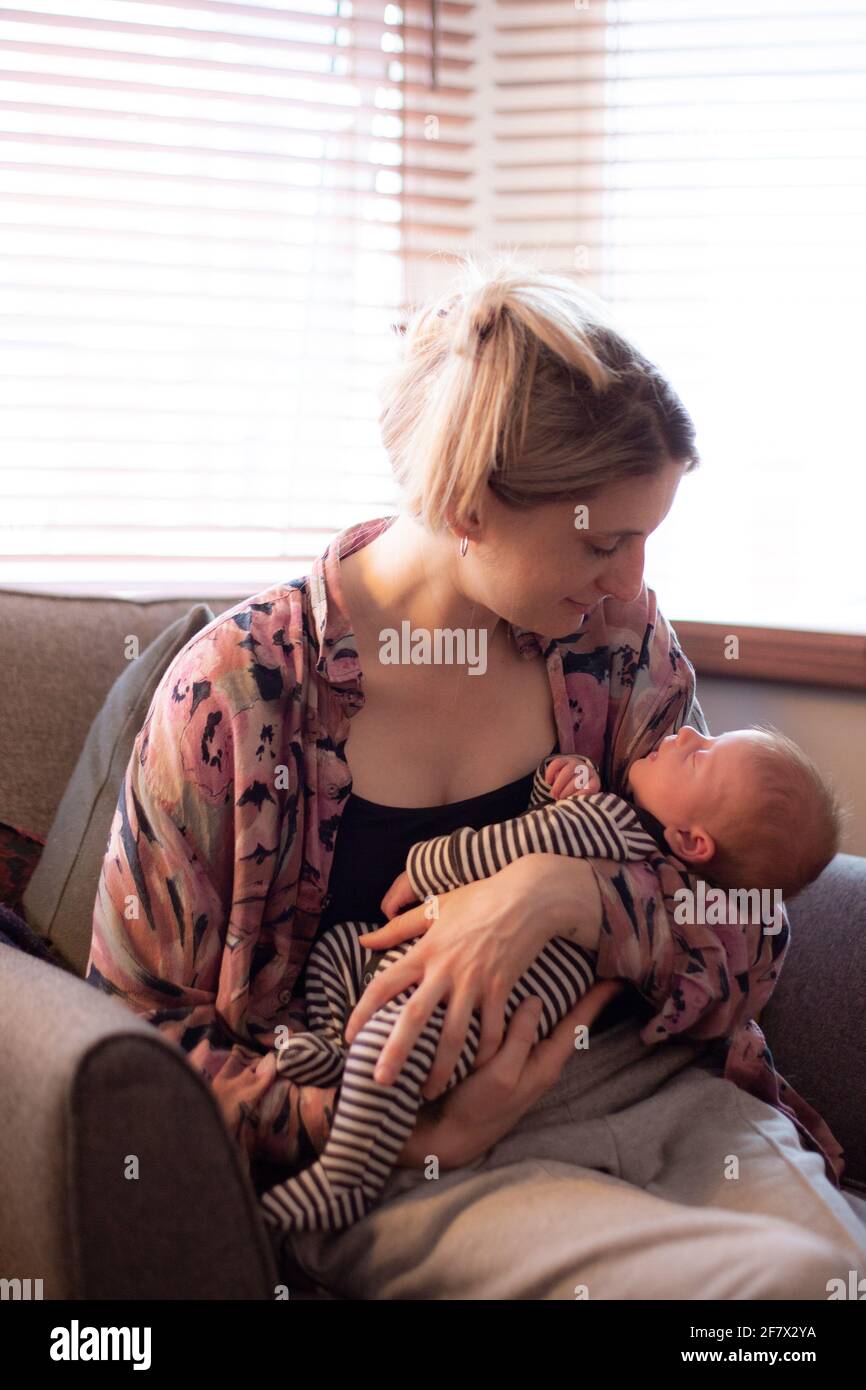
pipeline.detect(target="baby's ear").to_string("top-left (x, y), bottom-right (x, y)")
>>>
top-left (663, 825), bottom-right (687, 858)
top-left (665, 825), bottom-right (715, 864)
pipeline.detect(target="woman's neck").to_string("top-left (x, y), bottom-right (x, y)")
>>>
top-left (343, 512), bottom-right (507, 653)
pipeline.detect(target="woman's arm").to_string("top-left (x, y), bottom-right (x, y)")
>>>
top-left (581, 845), bottom-right (790, 1045)
top-left (401, 774), bottom-right (788, 1052)
top-left (395, 982), bottom-right (627, 1169)
top-left (88, 727), bottom-right (339, 1181)
top-left (342, 850), bottom-right (606, 1095)
top-left (575, 687), bottom-right (791, 1046)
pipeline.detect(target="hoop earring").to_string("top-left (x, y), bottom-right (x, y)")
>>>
top-left (459, 534), bottom-right (469, 558)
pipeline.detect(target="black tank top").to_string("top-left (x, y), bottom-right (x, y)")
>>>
top-left (308, 739), bottom-right (640, 1033)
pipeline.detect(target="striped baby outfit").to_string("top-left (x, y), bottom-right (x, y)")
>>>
top-left (259, 754), bottom-right (661, 1239)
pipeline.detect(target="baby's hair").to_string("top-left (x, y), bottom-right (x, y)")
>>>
top-left (378, 250), bottom-right (701, 533)
top-left (704, 724), bottom-right (851, 901)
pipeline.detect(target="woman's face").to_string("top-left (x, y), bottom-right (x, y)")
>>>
top-left (465, 459), bottom-right (686, 639)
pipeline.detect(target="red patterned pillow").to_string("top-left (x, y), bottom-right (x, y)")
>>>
top-left (0, 821), bottom-right (46, 913)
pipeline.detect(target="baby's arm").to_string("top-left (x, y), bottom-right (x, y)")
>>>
top-left (406, 788), bottom-right (634, 903)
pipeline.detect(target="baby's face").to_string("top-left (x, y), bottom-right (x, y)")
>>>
top-left (626, 727), bottom-right (765, 856)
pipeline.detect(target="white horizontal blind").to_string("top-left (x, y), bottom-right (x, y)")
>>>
top-left (0, 0), bottom-right (477, 596)
top-left (492, 0), bottom-right (866, 636)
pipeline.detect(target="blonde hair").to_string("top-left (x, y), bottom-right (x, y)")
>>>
top-left (379, 250), bottom-right (701, 532)
top-left (703, 725), bottom-right (850, 901)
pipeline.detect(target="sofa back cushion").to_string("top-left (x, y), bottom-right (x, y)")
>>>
top-left (0, 590), bottom-right (243, 838)
top-left (21, 604), bottom-right (217, 975)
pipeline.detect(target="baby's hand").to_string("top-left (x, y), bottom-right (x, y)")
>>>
top-left (378, 869), bottom-right (419, 922)
top-left (545, 755), bottom-right (602, 801)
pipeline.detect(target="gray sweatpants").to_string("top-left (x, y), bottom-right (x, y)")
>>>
top-left (283, 1015), bottom-right (866, 1300)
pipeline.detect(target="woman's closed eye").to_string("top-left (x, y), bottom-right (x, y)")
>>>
top-left (589, 540), bottom-right (622, 558)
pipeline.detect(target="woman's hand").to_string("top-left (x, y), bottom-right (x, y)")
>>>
top-left (395, 981), bottom-right (627, 1170)
top-left (344, 853), bottom-right (605, 1100)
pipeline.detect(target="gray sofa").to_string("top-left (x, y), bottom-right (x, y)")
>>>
top-left (1, 588), bottom-right (864, 1299)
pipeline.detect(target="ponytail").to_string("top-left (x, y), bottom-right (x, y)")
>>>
top-left (378, 250), bottom-right (699, 533)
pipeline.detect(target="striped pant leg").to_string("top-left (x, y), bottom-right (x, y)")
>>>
top-left (262, 936), bottom-right (446, 1235)
top-left (275, 920), bottom-right (377, 1087)
top-left (261, 932), bottom-right (598, 1239)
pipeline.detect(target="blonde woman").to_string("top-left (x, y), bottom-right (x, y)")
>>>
top-left (89, 254), bottom-right (866, 1300)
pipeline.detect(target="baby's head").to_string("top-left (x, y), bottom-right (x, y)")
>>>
top-left (626, 723), bottom-right (847, 901)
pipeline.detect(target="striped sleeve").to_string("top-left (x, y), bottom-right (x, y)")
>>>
top-left (405, 793), bottom-right (655, 901)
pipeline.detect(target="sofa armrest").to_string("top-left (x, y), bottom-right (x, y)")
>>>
top-left (0, 944), bottom-right (278, 1299)
top-left (759, 852), bottom-right (866, 1190)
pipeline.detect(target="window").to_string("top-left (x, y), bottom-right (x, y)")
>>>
top-left (3, 0), bottom-right (864, 673)
top-left (488, 0), bottom-right (866, 644)
top-left (0, 0), bottom-right (475, 596)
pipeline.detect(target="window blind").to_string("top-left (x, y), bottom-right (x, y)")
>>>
top-left (491, 0), bottom-right (866, 636)
top-left (0, 0), bottom-right (477, 596)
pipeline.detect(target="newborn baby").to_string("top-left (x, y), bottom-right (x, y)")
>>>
top-left (260, 724), bottom-right (841, 1242)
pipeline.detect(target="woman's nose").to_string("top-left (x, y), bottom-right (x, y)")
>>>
top-left (600, 544), bottom-right (645, 603)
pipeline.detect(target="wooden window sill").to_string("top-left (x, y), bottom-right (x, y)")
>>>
top-left (671, 622), bottom-right (866, 693)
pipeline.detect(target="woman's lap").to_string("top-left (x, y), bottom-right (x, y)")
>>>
top-left (284, 1017), bottom-right (866, 1300)
top-left (608, 1063), bottom-right (866, 1263)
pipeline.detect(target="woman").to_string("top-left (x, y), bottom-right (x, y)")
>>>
top-left (88, 255), bottom-right (866, 1299)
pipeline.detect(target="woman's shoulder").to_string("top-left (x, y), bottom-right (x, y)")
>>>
top-left (159, 576), bottom-right (312, 700)
top-left (136, 576), bottom-right (315, 808)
